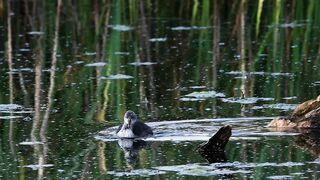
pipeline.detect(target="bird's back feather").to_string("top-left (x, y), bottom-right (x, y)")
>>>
top-left (132, 121), bottom-right (153, 137)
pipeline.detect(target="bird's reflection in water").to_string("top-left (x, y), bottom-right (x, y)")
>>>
top-left (117, 138), bottom-right (148, 168)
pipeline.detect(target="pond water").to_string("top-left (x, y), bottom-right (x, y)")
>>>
top-left (1, 1), bottom-right (320, 179)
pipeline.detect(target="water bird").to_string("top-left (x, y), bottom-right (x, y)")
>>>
top-left (292, 95), bottom-right (320, 117)
top-left (268, 95), bottom-right (320, 128)
top-left (116, 110), bottom-right (153, 138)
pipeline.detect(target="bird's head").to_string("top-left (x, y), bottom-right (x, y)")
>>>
top-left (124, 110), bottom-right (137, 128)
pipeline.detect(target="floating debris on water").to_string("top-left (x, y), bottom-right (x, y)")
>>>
top-left (109, 24), bottom-right (133, 31)
top-left (19, 141), bottom-right (44, 145)
top-left (11, 68), bottom-right (33, 72)
top-left (252, 103), bottom-right (296, 111)
top-left (267, 175), bottom-right (294, 180)
top-left (23, 116), bottom-right (32, 121)
top-left (154, 163), bottom-right (251, 176)
top-left (184, 90), bottom-right (225, 99)
top-left (85, 62), bottom-right (107, 67)
top-left (19, 48), bottom-right (31, 52)
top-left (101, 74), bottom-right (133, 80)
top-left (74, 61), bottom-right (84, 64)
top-left (312, 81), bottom-right (320, 86)
top-left (107, 169), bottom-right (166, 177)
top-left (0, 116), bottom-right (23, 119)
top-left (189, 86), bottom-right (206, 89)
top-left (0, 104), bottom-right (23, 111)
top-left (114, 52), bottom-right (130, 55)
top-left (27, 31), bottom-right (44, 35)
top-left (23, 164), bottom-right (54, 170)
top-left (171, 26), bottom-right (209, 31)
top-left (221, 97), bottom-right (274, 104)
top-left (129, 62), bottom-right (157, 66)
top-left (278, 22), bottom-right (306, 28)
top-left (171, 26), bottom-right (193, 30)
top-left (83, 52), bottom-right (96, 56)
top-left (153, 161), bottom-right (304, 176)
top-left (282, 96), bottom-right (297, 100)
top-left (149, 37), bottom-right (167, 42)
top-left (225, 71), bottom-right (294, 77)
top-left (179, 97), bottom-right (206, 102)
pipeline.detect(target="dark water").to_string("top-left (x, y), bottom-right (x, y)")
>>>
top-left (1, 1), bottom-right (320, 179)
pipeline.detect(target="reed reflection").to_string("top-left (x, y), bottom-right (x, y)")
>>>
top-left (1, 0), bottom-right (320, 179)
top-left (211, 0), bottom-right (220, 117)
top-left (97, 141), bottom-right (107, 174)
top-left (93, 0), bottom-right (111, 122)
top-left (6, 0), bottom-right (16, 159)
top-left (138, 1), bottom-right (158, 118)
top-left (28, 0), bottom-right (62, 179)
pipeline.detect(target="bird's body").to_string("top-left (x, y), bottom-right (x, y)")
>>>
top-left (116, 124), bottom-right (135, 138)
top-left (116, 111), bottom-right (153, 138)
top-left (291, 95), bottom-right (320, 119)
top-left (267, 95), bottom-right (320, 128)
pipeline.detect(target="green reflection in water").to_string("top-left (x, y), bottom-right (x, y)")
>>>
top-left (0, 0), bottom-right (320, 179)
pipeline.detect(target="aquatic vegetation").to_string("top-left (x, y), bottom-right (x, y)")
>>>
top-left (0, 104), bottom-right (23, 111)
top-left (109, 24), bottom-right (133, 31)
top-left (100, 74), bottom-right (134, 80)
top-left (1, 0), bottom-right (320, 179)
top-left (221, 97), bottom-right (274, 104)
top-left (184, 90), bottom-right (226, 99)
top-left (85, 62), bottom-right (107, 67)
top-left (129, 62), bottom-right (157, 66)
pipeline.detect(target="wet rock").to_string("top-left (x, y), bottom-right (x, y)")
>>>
top-left (197, 125), bottom-right (232, 163)
top-left (268, 95), bottom-right (320, 128)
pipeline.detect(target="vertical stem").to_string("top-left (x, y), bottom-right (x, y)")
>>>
top-left (139, 1), bottom-right (158, 118)
top-left (31, 53), bottom-right (42, 140)
top-left (99, 0), bottom-right (111, 122)
top-left (239, 0), bottom-right (250, 97)
top-left (211, 0), bottom-right (220, 117)
top-left (272, 0), bottom-right (281, 71)
top-left (7, 0), bottom-right (16, 159)
top-left (256, 0), bottom-right (264, 37)
top-left (239, 0), bottom-right (246, 74)
top-left (238, 0), bottom-right (251, 116)
top-left (212, 0), bottom-right (220, 88)
top-left (31, 1), bottom-right (45, 140)
top-left (6, 0), bottom-right (13, 102)
top-left (97, 141), bottom-right (107, 173)
top-left (94, 0), bottom-right (102, 86)
top-left (40, 0), bottom-right (62, 136)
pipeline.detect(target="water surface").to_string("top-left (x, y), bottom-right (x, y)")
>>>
top-left (1, 1), bottom-right (320, 179)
